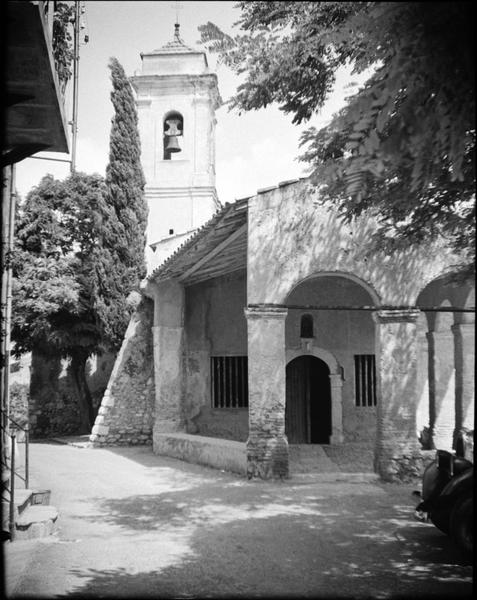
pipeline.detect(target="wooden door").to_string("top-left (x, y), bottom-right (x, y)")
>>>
top-left (286, 355), bottom-right (331, 444)
top-left (286, 356), bottom-right (310, 443)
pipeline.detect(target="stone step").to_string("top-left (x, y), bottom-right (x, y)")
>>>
top-left (290, 472), bottom-right (380, 484)
top-left (15, 505), bottom-right (59, 540)
top-left (288, 443), bottom-right (375, 474)
top-left (30, 489), bottom-right (51, 506)
top-left (1, 489), bottom-right (33, 516)
top-left (2, 489), bottom-right (56, 541)
top-left (289, 444), bottom-right (338, 473)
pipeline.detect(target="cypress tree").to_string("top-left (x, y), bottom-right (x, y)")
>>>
top-left (105, 57), bottom-right (148, 285)
top-left (11, 58), bottom-right (148, 434)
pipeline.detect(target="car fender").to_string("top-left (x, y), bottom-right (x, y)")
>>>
top-left (436, 469), bottom-right (474, 511)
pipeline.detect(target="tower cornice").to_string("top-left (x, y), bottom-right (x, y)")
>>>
top-left (130, 74), bottom-right (222, 108)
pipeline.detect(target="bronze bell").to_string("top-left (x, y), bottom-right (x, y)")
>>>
top-left (165, 135), bottom-right (181, 153)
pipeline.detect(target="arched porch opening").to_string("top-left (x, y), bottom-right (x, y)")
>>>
top-left (416, 274), bottom-right (475, 450)
top-left (284, 272), bottom-right (378, 446)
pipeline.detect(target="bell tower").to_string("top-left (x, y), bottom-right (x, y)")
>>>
top-left (130, 23), bottom-right (222, 272)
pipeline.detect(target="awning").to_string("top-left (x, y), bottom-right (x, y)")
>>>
top-left (3, 1), bottom-right (70, 165)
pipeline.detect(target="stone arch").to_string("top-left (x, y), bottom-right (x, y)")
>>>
top-left (417, 272), bottom-right (475, 451)
top-left (284, 270), bottom-right (381, 307)
top-left (415, 266), bottom-right (471, 302)
top-left (284, 271), bottom-right (379, 446)
top-left (286, 345), bottom-right (340, 374)
top-left (416, 272), bottom-right (475, 331)
top-left (286, 345), bottom-right (343, 444)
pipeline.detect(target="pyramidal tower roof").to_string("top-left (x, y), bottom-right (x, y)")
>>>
top-left (138, 22), bottom-right (209, 75)
top-left (153, 23), bottom-right (195, 54)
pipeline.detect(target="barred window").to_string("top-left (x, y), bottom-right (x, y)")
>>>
top-left (211, 356), bottom-right (248, 408)
top-left (354, 354), bottom-right (376, 407)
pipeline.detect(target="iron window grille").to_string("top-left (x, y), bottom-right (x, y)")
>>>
top-left (354, 354), bottom-right (377, 407)
top-left (211, 356), bottom-right (248, 408)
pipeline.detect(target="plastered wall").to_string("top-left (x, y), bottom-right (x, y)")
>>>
top-left (183, 270), bottom-right (248, 441)
top-left (247, 181), bottom-right (463, 306)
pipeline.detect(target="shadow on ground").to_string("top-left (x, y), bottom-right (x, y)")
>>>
top-left (56, 477), bottom-right (472, 598)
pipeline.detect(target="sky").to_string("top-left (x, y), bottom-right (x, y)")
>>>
top-left (15, 0), bottom-right (360, 204)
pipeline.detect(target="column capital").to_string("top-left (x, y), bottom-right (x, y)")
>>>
top-left (245, 306), bottom-right (288, 320)
top-left (426, 329), bottom-right (454, 341)
top-left (452, 322), bottom-right (475, 334)
top-left (373, 308), bottom-right (420, 324)
top-left (329, 373), bottom-right (343, 387)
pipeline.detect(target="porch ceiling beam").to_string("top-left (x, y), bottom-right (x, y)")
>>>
top-left (178, 223), bottom-right (247, 282)
top-left (185, 264), bottom-right (247, 286)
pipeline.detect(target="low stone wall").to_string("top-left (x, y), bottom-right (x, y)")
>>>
top-left (375, 449), bottom-right (436, 483)
top-left (90, 299), bottom-right (155, 446)
top-left (9, 350), bottom-right (115, 438)
top-left (191, 407), bottom-right (248, 442)
top-left (154, 432), bottom-right (247, 475)
top-left (9, 382), bottom-right (29, 429)
top-left (28, 353), bottom-right (82, 437)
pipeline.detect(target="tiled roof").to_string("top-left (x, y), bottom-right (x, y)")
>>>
top-left (149, 23), bottom-right (198, 55)
top-left (148, 196), bottom-right (249, 285)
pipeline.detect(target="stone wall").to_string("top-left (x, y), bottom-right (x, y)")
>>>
top-left (90, 299), bottom-right (155, 446)
top-left (8, 349), bottom-right (115, 438)
top-left (8, 352), bottom-right (32, 429)
top-left (28, 352), bottom-right (82, 437)
top-left (9, 382), bottom-right (29, 429)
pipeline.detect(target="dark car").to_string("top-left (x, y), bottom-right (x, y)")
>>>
top-left (415, 430), bottom-right (473, 554)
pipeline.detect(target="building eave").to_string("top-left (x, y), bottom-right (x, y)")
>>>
top-left (4, 1), bottom-right (70, 164)
top-left (148, 197), bottom-right (249, 287)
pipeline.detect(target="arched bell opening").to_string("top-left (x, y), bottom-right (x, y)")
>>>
top-left (163, 111), bottom-right (184, 160)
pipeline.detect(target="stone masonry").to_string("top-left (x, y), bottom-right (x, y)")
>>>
top-left (90, 299), bottom-right (155, 446)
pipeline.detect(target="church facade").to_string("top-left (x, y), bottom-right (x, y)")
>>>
top-left (90, 27), bottom-right (474, 482)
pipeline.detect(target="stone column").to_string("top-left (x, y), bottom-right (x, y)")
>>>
top-left (452, 315), bottom-right (475, 436)
top-left (427, 329), bottom-right (455, 450)
top-left (373, 309), bottom-right (421, 481)
top-left (151, 280), bottom-right (185, 444)
top-left (416, 333), bottom-right (431, 447)
top-left (329, 373), bottom-right (344, 444)
top-left (245, 306), bottom-right (289, 479)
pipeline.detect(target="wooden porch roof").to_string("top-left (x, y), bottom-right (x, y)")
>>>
top-left (148, 197), bottom-right (249, 286)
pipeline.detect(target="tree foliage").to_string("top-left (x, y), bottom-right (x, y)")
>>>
top-left (11, 58), bottom-right (148, 431)
top-left (199, 2), bottom-right (475, 271)
top-left (12, 173), bottom-right (112, 430)
top-left (52, 1), bottom-right (75, 94)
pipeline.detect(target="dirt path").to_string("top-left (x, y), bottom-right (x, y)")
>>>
top-left (4, 442), bottom-right (472, 598)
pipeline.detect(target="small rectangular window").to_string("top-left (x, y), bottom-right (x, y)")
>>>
top-left (354, 354), bottom-right (376, 407)
top-left (211, 356), bottom-right (248, 409)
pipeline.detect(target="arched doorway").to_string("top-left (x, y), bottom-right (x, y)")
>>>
top-left (286, 355), bottom-right (331, 444)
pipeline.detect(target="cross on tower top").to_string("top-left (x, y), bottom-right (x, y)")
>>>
top-left (171, 1), bottom-right (184, 25)
top-left (171, 1), bottom-right (184, 40)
